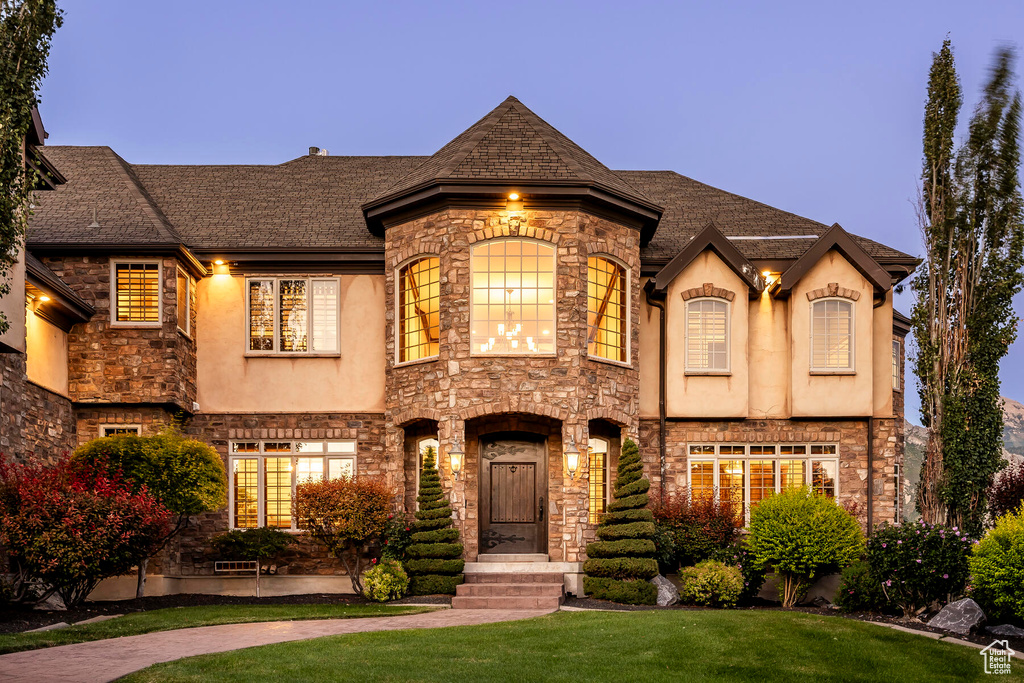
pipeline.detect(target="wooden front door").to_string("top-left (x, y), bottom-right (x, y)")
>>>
top-left (479, 436), bottom-right (547, 554)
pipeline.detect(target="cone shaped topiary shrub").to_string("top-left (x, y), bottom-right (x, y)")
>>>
top-left (583, 438), bottom-right (658, 604)
top-left (405, 447), bottom-right (465, 595)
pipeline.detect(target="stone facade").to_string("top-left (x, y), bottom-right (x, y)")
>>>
top-left (75, 404), bottom-right (178, 445)
top-left (0, 350), bottom-right (77, 463)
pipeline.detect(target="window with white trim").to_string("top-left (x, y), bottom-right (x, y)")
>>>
top-left (687, 443), bottom-right (839, 524)
top-left (229, 440), bottom-right (356, 529)
top-left (810, 299), bottom-right (854, 370)
top-left (111, 260), bottom-right (161, 325)
top-left (100, 425), bottom-right (141, 437)
top-left (685, 298), bottom-right (729, 372)
top-left (177, 268), bottom-right (191, 335)
top-left (246, 277), bottom-right (340, 354)
top-left (892, 339), bottom-right (901, 391)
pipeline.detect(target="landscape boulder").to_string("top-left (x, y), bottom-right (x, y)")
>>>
top-left (651, 575), bottom-right (680, 607)
top-left (928, 598), bottom-right (986, 635)
top-left (987, 624), bottom-right (1024, 638)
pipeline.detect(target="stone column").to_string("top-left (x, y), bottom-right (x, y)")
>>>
top-left (558, 420), bottom-right (589, 562)
top-left (439, 417), bottom-right (471, 557)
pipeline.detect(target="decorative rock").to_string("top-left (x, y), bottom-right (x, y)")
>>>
top-left (987, 624), bottom-right (1024, 638)
top-left (25, 621), bottom-right (70, 632)
top-left (928, 597), bottom-right (986, 635)
top-left (650, 575), bottom-right (680, 607)
top-left (32, 593), bottom-right (66, 611)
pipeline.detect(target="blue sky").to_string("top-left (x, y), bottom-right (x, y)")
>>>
top-left (36, 1), bottom-right (1024, 422)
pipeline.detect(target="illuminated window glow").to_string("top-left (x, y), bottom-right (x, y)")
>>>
top-left (811, 299), bottom-right (853, 370)
top-left (113, 261), bottom-right (160, 324)
top-left (686, 299), bottom-right (729, 371)
top-left (588, 438), bottom-right (609, 523)
top-left (398, 257), bottom-right (440, 362)
top-left (247, 278), bottom-right (339, 354)
top-left (587, 257), bottom-right (626, 362)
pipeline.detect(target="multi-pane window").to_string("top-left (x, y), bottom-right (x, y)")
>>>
top-left (811, 299), bottom-right (854, 370)
top-left (415, 437), bottom-right (440, 503)
top-left (100, 425), bottom-right (141, 437)
top-left (112, 261), bottom-right (160, 324)
top-left (587, 257), bottom-right (626, 362)
top-left (687, 443), bottom-right (839, 524)
top-left (471, 239), bottom-right (555, 355)
top-left (588, 438), bottom-right (610, 524)
top-left (398, 257), bottom-right (440, 363)
top-left (176, 269), bottom-right (191, 335)
top-left (685, 299), bottom-right (729, 371)
top-left (246, 278), bottom-right (340, 354)
top-left (229, 440), bottom-right (357, 529)
top-left (892, 339), bottom-right (901, 391)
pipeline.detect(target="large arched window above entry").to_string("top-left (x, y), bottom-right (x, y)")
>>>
top-left (587, 256), bottom-right (627, 362)
top-left (471, 239), bottom-right (555, 355)
top-left (398, 256), bottom-right (440, 363)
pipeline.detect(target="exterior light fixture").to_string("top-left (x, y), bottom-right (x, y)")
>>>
top-left (448, 435), bottom-right (465, 481)
top-left (38, 295), bottom-right (50, 302)
top-left (564, 434), bottom-right (581, 480)
top-left (506, 192), bottom-right (524, 212)
top-left (508, 193), bottom-right (520, 201)
top-left (214, 259), bottom-right (225, 265)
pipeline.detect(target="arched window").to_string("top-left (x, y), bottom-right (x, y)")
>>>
top-left (471, 239), bottom-right (555, 354)
top-left (810, 299), bottom-right (854, 370)
top-left (398, 257), bottom-right (440, 362)
top-left (685, 298), bottom-right (729, 372)
top-left (587, 256), bottom-right (627, 362)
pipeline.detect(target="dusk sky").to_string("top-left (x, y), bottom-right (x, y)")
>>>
top-left (36, 1), bottom-right (1024, 423)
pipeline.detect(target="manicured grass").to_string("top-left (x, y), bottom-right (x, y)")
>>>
top-left (0, 604), bottom-right (432, 655)
top-left (122, 610), bottom-right (1012, 683)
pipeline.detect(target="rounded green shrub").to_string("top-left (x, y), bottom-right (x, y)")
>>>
top-left (362, 559), bottom-right (409, 602)
top-left (833, 560), bottom-right (890, 614)
top-left (679, 560), bottom-right (743, 608)
top-left (404, 447), bottom-right (464, 595)
top-left (583, 438), bottom-right (658, 605)
top-left (970, 503), bottom-right (1024, 623)
top-left (709, 542), bottom-right (767, 602)
top-left (747, 487), bottom-right (863, 607)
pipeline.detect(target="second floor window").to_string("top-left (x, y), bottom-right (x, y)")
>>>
top-left (398, 257), bottom-right (440, 362)
top-left (177, 268), bottom-right (191, 335)
top-left (247, 277), bottom-right (339, 354)
top-left (588, 257), bottom-right (627, 362)
top-left (811, 299), bottom-right (854, 370)
top-left (892, 339), bottom-right (901, 390)
top-left (685, 299), bottom-right (729, 372)
top-left (112, 260), bottom-right (161, 324)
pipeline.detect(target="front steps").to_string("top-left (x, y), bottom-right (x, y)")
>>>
top-left (452, 555), bottom-right (577, 610)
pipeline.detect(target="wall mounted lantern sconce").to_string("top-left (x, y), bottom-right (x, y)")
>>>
top-left (448, 435), bottom-right (465, 481)
top-left (505, 191), bottom-right (524, 212)
top-left (564, 434), bottom-right (581, 481)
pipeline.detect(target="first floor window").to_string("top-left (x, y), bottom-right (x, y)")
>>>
top-left (687, 443), bottom-right (839, 525)
top-left (247, 277), bottom-right (340, 354)
top-left (230, 440), bottom-right (356, 529)
top-left (588, 438), bottom-right (610, 523)
top-left (415, 437), bottom-right (440, 505)
top-left (113, 261), bottom-right (161, 324)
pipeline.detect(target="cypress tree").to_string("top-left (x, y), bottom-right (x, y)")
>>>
top-left (583, 438), bottom-right (658, 604)
top-left (404, 446), bottom-right (465, 595)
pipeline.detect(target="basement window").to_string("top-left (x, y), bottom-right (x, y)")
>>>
top-left (100, 424), bottom-right (142, 437)
top-left (246, 277), bottom-right (340, 355)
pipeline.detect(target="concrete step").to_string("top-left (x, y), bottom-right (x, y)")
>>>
top-left (450, 595), bottom-right (564, 610)
top-left (476, 553), bottom-right (549, 563)
top-left (464, 572), bottom-right (566, 584)
top-left (464, 561), bottom-right (581, 574)
top-left (456, 582), bottom-right (564, 597)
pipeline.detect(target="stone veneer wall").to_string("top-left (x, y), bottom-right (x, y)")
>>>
top-left (0, 351), bottom-right (76, 463)
top-left (40, 255), bottom-right (197, 410)
top-left (160, 412), bottom-right (387, 577)
top-left (383, 208), bottom-right (643, 562)
top-left (75, 405), bottom-right (178, 446)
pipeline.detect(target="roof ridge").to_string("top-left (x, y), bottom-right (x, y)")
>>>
top-left (105, 148), bottom-right (182, 243)
top-left (433, 99), bottom-right (515, 178)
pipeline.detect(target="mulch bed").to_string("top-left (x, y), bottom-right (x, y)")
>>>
top-left (0, 593), bottom-right (451, 635)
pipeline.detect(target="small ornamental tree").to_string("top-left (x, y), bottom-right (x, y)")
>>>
top-left (583, 438), bottom-right (658, 605)
top-left (212, 527), bottom-right (294, 598)
top-left (989, 462), bottom-right (1024, 520)
top-left (0, 456), bottom-right (171, 607)
top-left (747, 488), bottom-right (863, 607)
top-left (73, 427), bottom-right (228, 598)
top-left (405, 447), bottom-right (464, 595)
top-left (296, 477), bottom-right (392, 594)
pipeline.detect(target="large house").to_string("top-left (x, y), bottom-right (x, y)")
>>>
top-left (0, 97), bottom-right (916, 597)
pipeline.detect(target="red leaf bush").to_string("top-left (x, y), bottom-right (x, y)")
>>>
top-left (989, 461), bottom-right (1024, 521)
top-left (651, 493), bottom-right (741, 572)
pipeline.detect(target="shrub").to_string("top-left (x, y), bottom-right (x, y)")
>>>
top-left (679, 560), bottom-right (743, 608)
top-left (652, 494), bottom-right (740, 573)
top-left (584, 439), bottom-right (658, 605)
top-left (363, 558), bottom-right (410, 602)
top-left (212, 527), bottom-right (295, 598)
top-left (970, 503), bottom-right (1024, 623)
top-left (989, 462), bottom-right (1024, 520)
top-left (833, 560), bottom-right (890, 614)
top-left (296, 477), bottom-right (393, 594)
top-left (747, 488), bottom-right (863, 607)
top-left (866, 519), bottom-right (972, 617)
top-left (380, 514), bottom-right (413, 562)
top-left (709, 542), bottom-right (767, 602)
top-left (0, 457), bottom-right (171, 607)
top-left (405, 447), bottom-right (464, 595)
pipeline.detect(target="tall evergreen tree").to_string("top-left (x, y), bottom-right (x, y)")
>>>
top-left (913, 42), bottom-right (1024, 534)
top-left (404, 447), bottom-right (465, 595)
top-left (0, 1), bottom-right (62, 335)
top-left (583, 438), bottom-right (658, 605)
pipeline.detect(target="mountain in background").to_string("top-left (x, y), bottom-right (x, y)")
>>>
top-left (902, 396), bottom-right (1024, 520)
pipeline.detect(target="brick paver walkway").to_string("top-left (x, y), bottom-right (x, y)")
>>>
top-left (0, 608), bottom-right (553, 683)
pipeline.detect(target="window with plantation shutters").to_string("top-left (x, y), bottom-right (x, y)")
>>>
top-left (112, 261), bottom-right (161, 325)
top-left (246, 277), bottom-right (340, 355)
top-left (685, 298), bottom-right (729, 372)
top-left (810, 299), bottom-right (854, 370)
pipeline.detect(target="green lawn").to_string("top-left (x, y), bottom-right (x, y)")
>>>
top-left (0, 604), bottom-right (432, 655)
top-left (121, 610), bottom-right (1016, 683)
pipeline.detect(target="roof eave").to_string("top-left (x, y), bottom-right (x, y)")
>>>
top-left (773, 223), bottom-right (892, 300)
top-left (648, 221), bottom-right (766, 299)
top-left (25, 253), bottom-right (95, 329)
top-left (27, 242), bottom-right (208, 279)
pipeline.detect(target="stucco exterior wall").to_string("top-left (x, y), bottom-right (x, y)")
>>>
top-left (25, 306), bottom-right (69, 396)
top-left (0, 244), bottom-right (26, 353)
top-left (195, 273), bottom-right (386, 413)
top-left (872, 290), bottom-right (895, 417)
top-left (639, 276), bottom-right (660, 419)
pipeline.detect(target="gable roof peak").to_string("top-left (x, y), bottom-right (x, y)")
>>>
top-left (773, 222), bottom-right (892, 299)
top-left (647, 221), bottom-right (765, 298)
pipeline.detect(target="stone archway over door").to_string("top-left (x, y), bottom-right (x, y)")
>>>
top-left (478, 435), bottom-right (548, 554)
